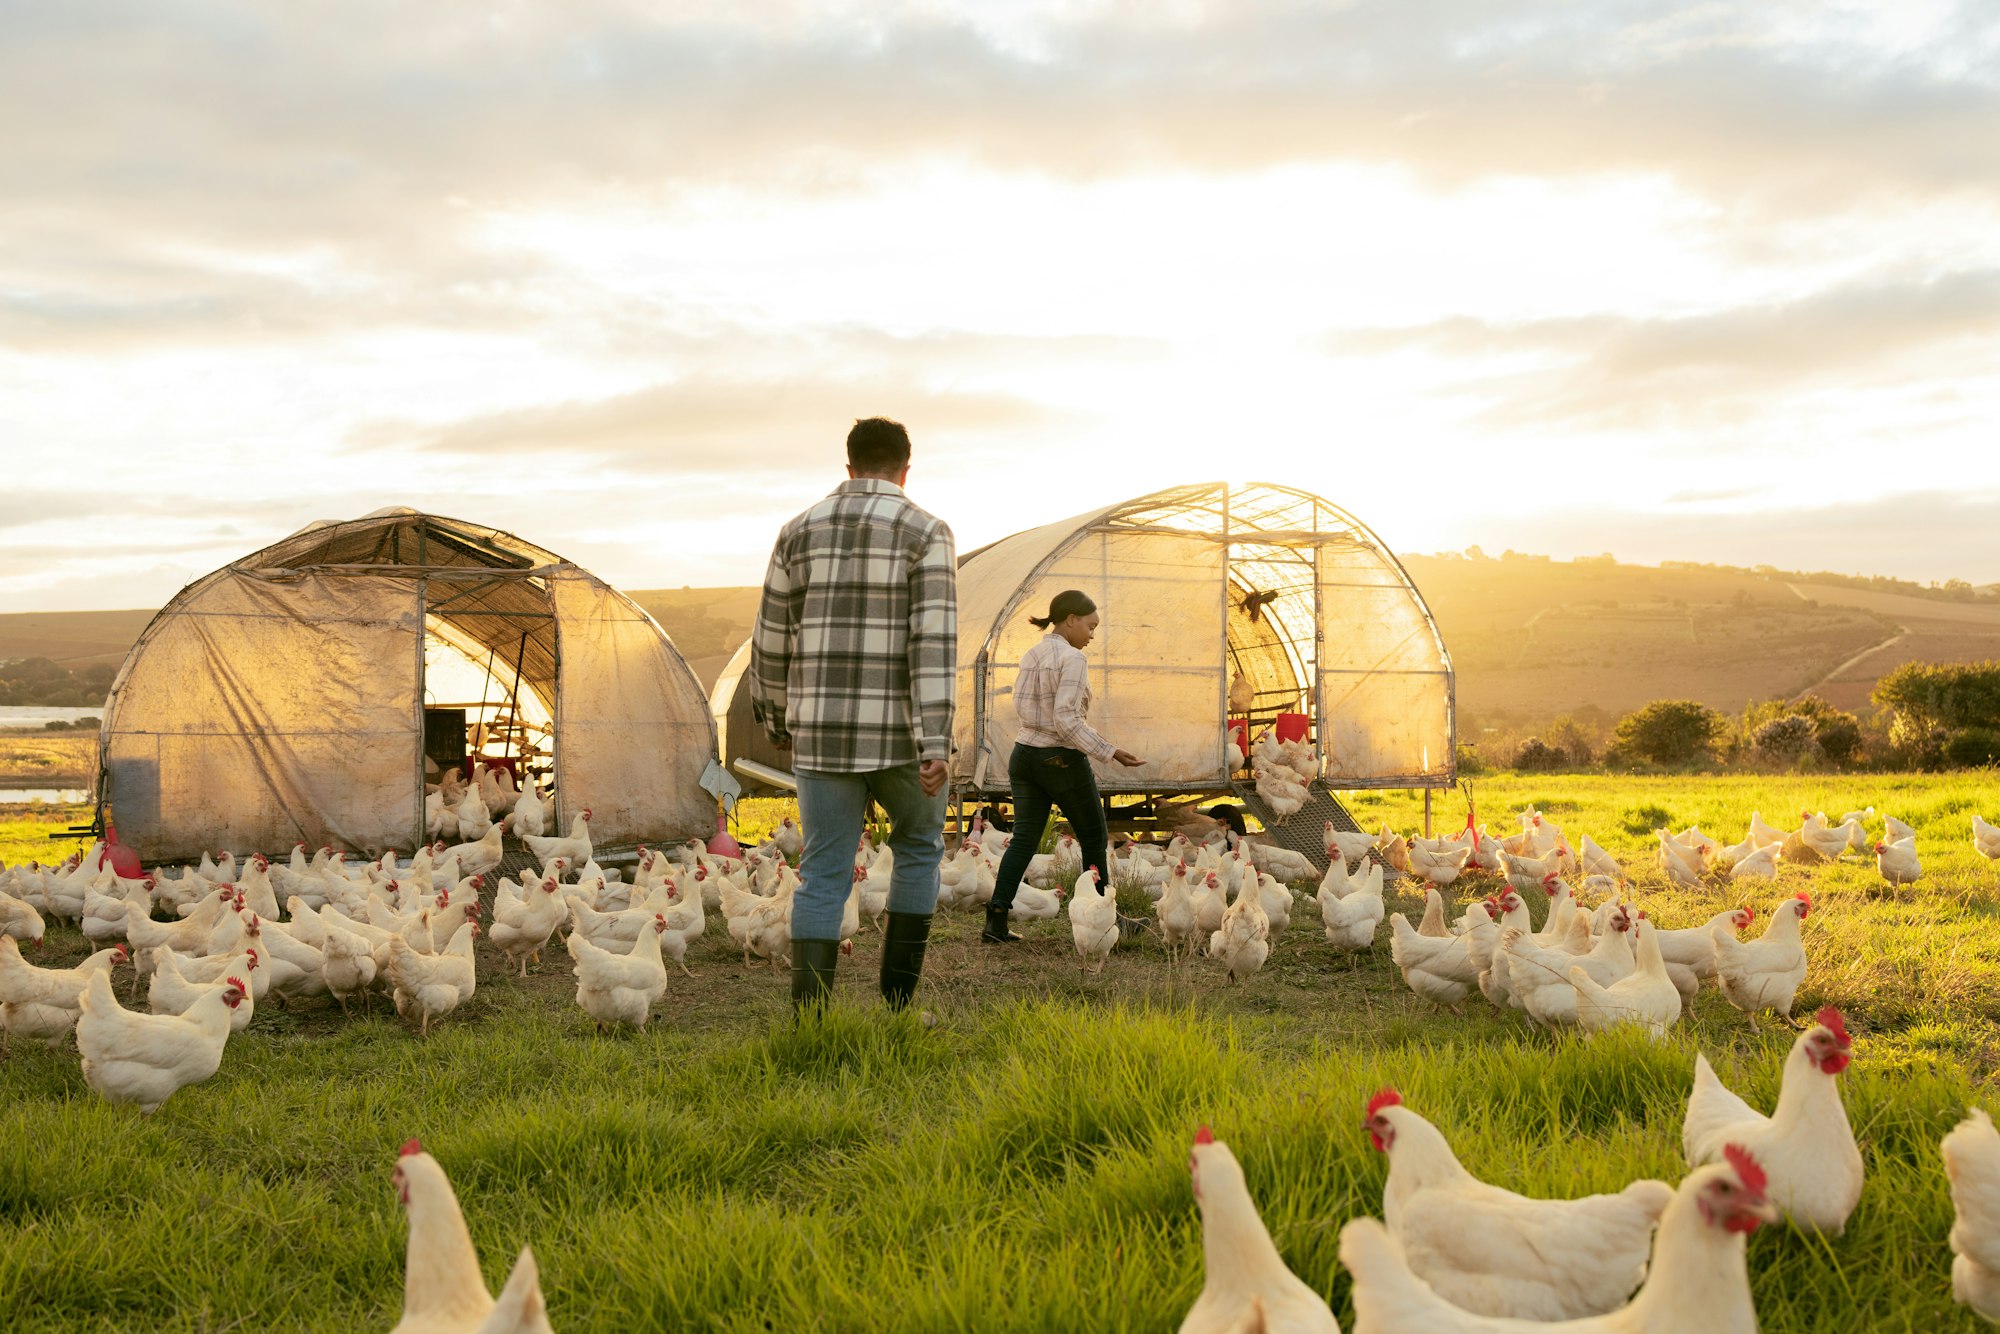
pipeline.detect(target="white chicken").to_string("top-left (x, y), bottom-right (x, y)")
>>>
top-left (510, 772), bottom-right (547, 842)
top-left (148, 948), bottom-right (260, 1033)
top-left (1570, 919), bottom-right (1681, 1039)
top-left (567, 914), bottom-right (670, 1029)
top-left (389, 922), bottom-right (480, 1037)
top-left (0, 936), bottom-right (125, 1049)
top-left (453, 787), bottom-right (492, 843)
top-left (1325, 823), bottom-right (1382, 869)
top-left (1726, 843), bottom-right (1779, 881)
top-left (1319, 860), bottom-right (1386, 951)
top-left (1652, 906), bottom-right (1751, 999)
top-left (1209, 880), bottom-right (1271, 984)
top-left (1179, 1125), bottom-right (1341, 1334)
top-left (1388, 904), bottom-right (1488, 1008)
top-left (1576, 835), bottom-right (1624, 882)
top-left (320, 915), bottom-right (380, 1013)
top-left (439, 821), bottom-right (507, 881)
top-left (1972, 814), bottom-right (2000, 862)
top-left (1874, 836), bottom-right (1920, 887)
top-left (1501, 907), bottom-right (1636, 1029)
top-left (489, 871), bottom-right (566, 976)
top-left (1364, 1088), bottom-right (1672, 1319)
top-left (1410, 842), bottom-right (1474, 888)
top-left (1339, 1144), bottom-right (1776, 1334)
top-left (1156, 864), bottom-right (1204, 962)
top-left (1943, 1107), bottom-right (2000, 1323)
top-left (1068, 867), bottom-right (1120, 975)
top-left (1008, 882), bottom-right (1067, 925)
top-left (0, 889), bottom-right (45, 946)
top-left (1251, 728), bottom-right (1311, 825)
top-left (1711, 891), bottom-right (1811, 1025)
top-left (1683, 1007), bottom-right (1863, 1236)
top-left (390, 1138), bottom-right (555, 1334)
top-left (520, 809), bottom-right (592, 871)
top-left (75, 968), bottom-right (244, 1113)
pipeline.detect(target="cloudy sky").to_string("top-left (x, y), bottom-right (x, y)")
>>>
top-left (5, 0), bottom-right (1999, 611)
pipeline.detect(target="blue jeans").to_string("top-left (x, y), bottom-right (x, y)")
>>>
top-left (991, 743), bottom-right (1109, 913)
top-left (793, 763), bottom-right (946, 940)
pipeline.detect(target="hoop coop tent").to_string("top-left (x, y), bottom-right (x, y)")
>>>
top-left (951, 481), bottom-right (1454, 797)
top-left (98, 509), bottom-right (717, 863)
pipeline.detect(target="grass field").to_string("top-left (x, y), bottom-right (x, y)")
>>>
top-left (0, 732), bottom-right (97, 789)
top-left (3, 773), bottom-right (1998, 1330)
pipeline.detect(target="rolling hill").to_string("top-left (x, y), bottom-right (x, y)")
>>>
top-left (6, 558), bottom-right (1998, 728)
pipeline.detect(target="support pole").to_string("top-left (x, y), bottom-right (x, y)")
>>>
top-left (1423, 787), bottom-right (1433, 838)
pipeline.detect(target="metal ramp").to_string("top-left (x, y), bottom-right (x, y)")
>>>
top-left (1228, 779), bottom-right (1368, 873)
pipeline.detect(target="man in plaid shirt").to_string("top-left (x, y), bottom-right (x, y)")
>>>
top-left (750, 417), bottom-right (957, 1012)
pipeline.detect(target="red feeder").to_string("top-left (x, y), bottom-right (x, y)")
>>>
top-left (706, 809), bottom-right (743, 859)
top-left (98, 825), bottom-right (145, 879)
top-left (1274, 712), bottom-right (1311, 744)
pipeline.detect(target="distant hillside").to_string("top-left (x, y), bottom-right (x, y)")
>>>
top-left (0, 610), bottom-right (155, 671)
top-left (9, 556), bottom-right (2000, 718)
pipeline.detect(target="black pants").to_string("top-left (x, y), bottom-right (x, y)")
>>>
top-left (991, 743), bottom-right (1110, 912)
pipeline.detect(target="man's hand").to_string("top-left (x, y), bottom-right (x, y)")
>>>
top-left (1111, 748), bottom-right (1146, 768)
top-left (919, 759), bottom-right (948, 797)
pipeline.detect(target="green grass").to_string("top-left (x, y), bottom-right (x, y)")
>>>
top-left (3, 774), bottom-right (1999, 1330)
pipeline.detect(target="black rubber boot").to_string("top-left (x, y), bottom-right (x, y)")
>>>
top-left (790, 938), bottom-right (841, 1014)
top-left (981, 903), bottom-right (1021, 944)
top-left (879, 912), bottom-right (934, 1008)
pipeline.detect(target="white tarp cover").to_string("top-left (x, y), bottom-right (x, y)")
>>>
top-left (1318, 541), bottom-right (1453, 782)
top-left (102, 570), bottom-right (423, 861)
top-left (551, 571), bottom-right (717, 848)
top-left (100, 511), bottom-right (719, 862)
top-left (950, 482), bottom-right (1453, 793)
top-left (962, 531), bottom-right (1226, 790)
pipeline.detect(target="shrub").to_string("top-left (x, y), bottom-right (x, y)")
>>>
top-left (1873, 660), bottom-right (2000, 738)
top-left (1545, 715), bottom-right (1595, 766)
top-left (1513, 737), bottom-right (1566, 772)
top-left (1613, 699), bottom-right (1727, 765)
top-left (42, 719), bottom-right (69, 731)
top-left (1814, 712), bottom-right (1863, 765)
top-left (1944, 727), bottom-right (2000, 767)
top-left (1753, 714), bottom-right (1819, 762)
top-left (1454, 742), bottom-right (1490, 776)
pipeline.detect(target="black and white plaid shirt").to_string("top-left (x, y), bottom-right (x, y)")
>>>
top-left (750, 479), bottom-right (957, 772)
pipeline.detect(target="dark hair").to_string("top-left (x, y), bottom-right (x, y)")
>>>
top-left (1028, 589), bottom-right (1097, 629)
top-left (847, 417), bottom-right (912, 473)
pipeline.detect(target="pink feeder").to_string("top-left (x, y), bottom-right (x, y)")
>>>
top-left (1274, 712), bottom-right (1311, 744)
top-left (98, 825), bottom-right (145, 879)
top-left (706, 809), bottom-right (743, 859)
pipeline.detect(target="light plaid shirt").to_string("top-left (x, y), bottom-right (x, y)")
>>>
top-left (1013, 631), bottom-right (1117, 761)
top-left (750, 479), bottom-right (957, 772)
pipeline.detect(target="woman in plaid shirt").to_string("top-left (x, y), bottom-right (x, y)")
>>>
top-left (984, 590), bottom-right (1146, 944)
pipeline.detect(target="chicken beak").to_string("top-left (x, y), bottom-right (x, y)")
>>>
top-left (1749, 1197), bottom-right (1781, 1225)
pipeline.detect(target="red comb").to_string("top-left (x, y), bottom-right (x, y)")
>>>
top-left (226, 976), bottom-right (247, 991)
top-left (399, 1137), bottom-right (423, 1158)
top-left (1194, 1125), bottom-right (1215, 1145)
top-left (1366, 1087), bottom-right (1402, 1118)
top-left (1816, 1007), bottom-right (1850, 1045)
top-left (1723, 1143), bottom-right (1767, 1196)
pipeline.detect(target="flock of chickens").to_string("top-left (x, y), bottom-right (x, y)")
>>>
top-left (6, 753), bottom-right (2000, 1329)
top-left (1186, 1073), bottom-right (2000, 1332)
